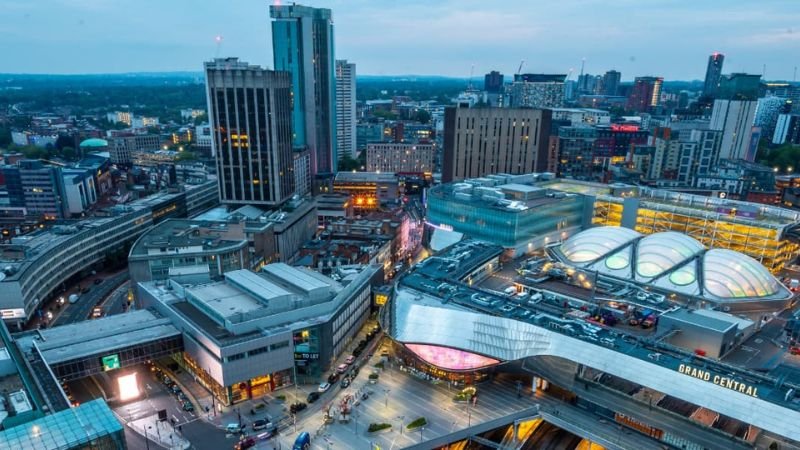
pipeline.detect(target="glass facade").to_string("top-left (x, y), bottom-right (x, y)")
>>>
top-left (427, 187), bottom-right (584, 250)
top-left (0, 399), bottom-right (125, 450)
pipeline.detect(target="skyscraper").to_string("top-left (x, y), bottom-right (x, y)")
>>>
top-left (484, 71), bottom-right (504, 93)
top-left (703, 53), bottom-right (725, 97)
top-left (626, 76), bottom-right (663, 112)
top-left (335, 60), bottom-right (357, 161)
top-left (205, 58), bottom-right (294, 206)
top-left (270, 3), bottom-right (336, 181)
top-left (602, 70), bottom-right (621, 96)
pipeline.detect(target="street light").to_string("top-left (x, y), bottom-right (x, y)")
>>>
top-left (383, 388), bottom-right (390, 408)
top-left (397, 415), bottom-right (405, 435)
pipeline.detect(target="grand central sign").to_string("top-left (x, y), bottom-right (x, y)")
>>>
top-left (677, 364), bottom-right (759, 398)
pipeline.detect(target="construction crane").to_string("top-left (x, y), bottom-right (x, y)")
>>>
top-left (516, 59), bottom-right (525, 76)
top-left (565, 68), bottom-right (574, 82)
top-left (467, 64), bottom-right (475, 90)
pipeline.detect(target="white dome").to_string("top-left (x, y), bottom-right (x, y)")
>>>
top-left (558, 226), bottom-right (791, 302)
top-left (635, 232), bottom-right (705, 279)
top-left (703, 249), bottom-right (782, 299)
top-left (561, 226), bottom-right (640, 263)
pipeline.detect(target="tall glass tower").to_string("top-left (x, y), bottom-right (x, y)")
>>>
top-left (703, 53), bottom-right (725, 98)
top-left (270, 4), bottom-right (337, 180)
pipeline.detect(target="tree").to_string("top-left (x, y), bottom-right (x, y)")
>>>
top-left (193, 113), bottom-right (208, 125)
top-left (372, 109), bottom-right (398, 120)
top-left (338, 154), bottom-right (361, 171)
top-left (61, 146), bottom-right (77, 161)
top-left (414, 109), bottom-right (431, 124)
top-left (55, 135), bottom-right (74, 151)
top-left (176, 151), bottom-right (197, 161)
top-left (0, 126), bottom-right (11, 147)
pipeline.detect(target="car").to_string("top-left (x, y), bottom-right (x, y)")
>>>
top-left (177, 392), bottom-right (188, 401)
top-left (170, 385), bottom-right (182, 395)
top-left (345, 355), bottom-right (356, 365)
top-left (252, 419), bottom-right (270, 431)
top-left (93, 278), bottom-right (103, 285)
top-left (318, 382), bottom-right (331, 392)
top-left (791, 346), bottom-right (800, 355)
top-left (182, 401), bottom-right (194, 411)
top-left (226, 423), bottom-right (245, 434)
top-left (340, 378), bottom-right (350, 389)
top-left (289, 402), bottom-right (307, 414)
top-left (327, 373), bottom-right (339, 384)
top-left (68, 294), bottom-right (80, 304)
top-left (336, 363), bottom-right (348, 374)
top-left (293, 432), bottom-right (311, 450)
top-left (81, 286), bottom-right (91, 294)
top-left (352, 348), bottom-right (362, 357)
top-left (306, 392), bottom-right (320, 403)
top-left (234, 437), bottom-right (256, 450)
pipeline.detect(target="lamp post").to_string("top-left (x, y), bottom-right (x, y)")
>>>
top-left (384, 388), bottom-right (390, 408)
top-left (419, 426), bottom-right (423, 443)
top-left (397, 415), bottom-right (405, 435)
top-left (145, 426), bottom-right (152, 450)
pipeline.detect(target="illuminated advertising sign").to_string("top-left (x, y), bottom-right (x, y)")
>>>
top-left (610, 124), bottom-right (640, 132)
top-left (102, 354), bottom-right (121, 371)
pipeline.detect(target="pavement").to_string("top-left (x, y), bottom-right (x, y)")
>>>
top-left (129, 415), bottom-right (191, 450)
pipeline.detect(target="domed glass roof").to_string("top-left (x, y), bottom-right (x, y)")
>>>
top-left (561, 226), bottom-right (640, 263)
top-left (703, 249), bottom-right (782, 299)
top-left (79, 138), bottom-right (108, 147)
top-left (636, 232), bottom-right (705, 279)
top-left (558, 226), bottom-right (790, 302)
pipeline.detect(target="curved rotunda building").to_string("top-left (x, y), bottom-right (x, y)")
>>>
top-left (556, 226), bottom-right (793, 306)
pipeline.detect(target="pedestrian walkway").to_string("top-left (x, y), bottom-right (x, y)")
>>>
top-left (129, 414), bottom-right (191, 450)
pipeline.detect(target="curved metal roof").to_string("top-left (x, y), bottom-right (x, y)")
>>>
top-left (703, 249), bottom-right (782, 299)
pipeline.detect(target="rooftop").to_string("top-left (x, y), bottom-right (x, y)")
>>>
top-left (334, 171), bottom-right (398, 184)
top-left (129, 219), bottom-right (247, 258)
top-left (16, 310), bottom-right (180, 365)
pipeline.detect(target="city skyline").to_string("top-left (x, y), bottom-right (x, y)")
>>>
top-left (1, 0), bottom-right (799, 80)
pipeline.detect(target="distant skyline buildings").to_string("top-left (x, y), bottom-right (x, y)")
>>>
top-left (703, 53), bottom-right (725, 97)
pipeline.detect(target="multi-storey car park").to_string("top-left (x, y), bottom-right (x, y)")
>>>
top-left (382, 237), bottom-right (800, 449)
top-left (426, 174), bottom-right (800, 272)
top-left (542, 178), bottom-right (800, 273)
top-left (0, 180), bottom-right (218, 329)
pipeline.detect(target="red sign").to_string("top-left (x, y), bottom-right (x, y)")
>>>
top-left (610, 124), bottom-right (640, 132)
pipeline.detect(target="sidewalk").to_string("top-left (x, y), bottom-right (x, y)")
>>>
top-left (129, 414), bottom-right (190, 450)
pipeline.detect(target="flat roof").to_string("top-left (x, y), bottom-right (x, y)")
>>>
top-left (186, 282), bottom-right (265, 319)
top-left (30, 310), bottom-right (180, 364)
top-left (661, 308), bottom-right (736, 333)
top-left (262, 264), bottom-right (331, 294)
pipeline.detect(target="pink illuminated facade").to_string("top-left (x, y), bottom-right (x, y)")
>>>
top-left (405, 343), bottom-right (501, 371)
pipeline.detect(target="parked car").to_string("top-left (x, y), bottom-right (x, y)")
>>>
top-left (170, 385), bottom-right (182, 395)
top-left (327, 373), bottom-right (339, 384)
top-left (336, 364), bottom-right (348, 374)
top-left (93, 278), bottom-right (103, 285)
top-left (289, 402), bottom-right (307, 414)
top-left (345, 355), bottom-right (356, 365)
top-left (306, 392), bottom-right (320, 403)
top-left (182, 401), bottom-right (194, 412)
top-left (252, 419), bottom-right (270, 431)
top-left (340, 378), bottom-right (350, 389)
top-left (318, 382), bottom-right (331, 392)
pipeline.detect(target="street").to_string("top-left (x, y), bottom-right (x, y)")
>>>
top-left (51, 271), bottom-right (129, 326)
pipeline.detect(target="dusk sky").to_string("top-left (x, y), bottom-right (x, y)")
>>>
top-left (2, 0), bottom-right (799, 80)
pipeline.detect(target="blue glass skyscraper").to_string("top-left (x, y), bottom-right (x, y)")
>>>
top-left (270, 4), bottom-right (337, 182)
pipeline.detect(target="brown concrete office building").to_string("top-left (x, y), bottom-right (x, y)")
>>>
top-left (442, 106), bottom-right (552, 182)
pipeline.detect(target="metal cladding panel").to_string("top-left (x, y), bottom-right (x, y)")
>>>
top-left (390, 297), bottom-right (800, 442)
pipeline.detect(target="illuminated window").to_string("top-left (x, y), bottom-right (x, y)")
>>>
top-left (405, 344), bottom-right (500, 371)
